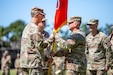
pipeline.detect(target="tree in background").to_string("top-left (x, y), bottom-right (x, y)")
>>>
top-left (0, 26), bottom-right (4, 41)
top-left (0, 20), bottom-right (25, 47)
top-left (9, 20), bottom-right (25, 42)
top-left (103, 24), bottom-right (112, 36)
top-left (80, 23), bottom-right (89, 35)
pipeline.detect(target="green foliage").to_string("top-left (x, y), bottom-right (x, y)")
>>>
top-left (0, 26), bottom-right (4, 41)
top-left (103, 24), bottom-right (112, 36)
top-left (80, 23), bottom-right (89, 35)
top-left (3, 41), bottom-right (10, 47)
top-left (10, 34), bottom-right (19, 42)
top-left (9, 20), bottom-right (26, 38)
top-left (1, 20), bottom-right (25, 42)
top-left (0, 69), bottom-right (16, 75)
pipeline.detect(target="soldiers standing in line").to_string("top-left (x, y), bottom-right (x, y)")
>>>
top-left (14, 53), bottom-right (21, 75)
top-left (54, 16), bottom-right (87, 75)
top-left (1, 51), bottom-right (11, 75)
top-left (108, 25), bottom-right (113, 75)
top-left (86, 19), bottom-right (112, 75)
top-left (20, 7), bottom-right (50, 75)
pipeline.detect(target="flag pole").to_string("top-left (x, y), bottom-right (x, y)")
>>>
top-left (47, 32), bottom-right (56, 75)
top-left (47, 0), bottom-right (68, 74)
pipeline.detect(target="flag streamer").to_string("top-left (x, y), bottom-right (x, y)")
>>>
top-left (53, 0), bottom-right (68, 33)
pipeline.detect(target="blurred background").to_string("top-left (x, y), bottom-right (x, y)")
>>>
top-left (0, 0), bottom-right (113, 70)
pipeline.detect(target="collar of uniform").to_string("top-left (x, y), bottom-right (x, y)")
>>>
top-left (30, 22), bottom-right (38, 28)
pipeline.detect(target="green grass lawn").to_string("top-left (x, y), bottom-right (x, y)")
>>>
top-left (0, 69), bottom-right (16, 75)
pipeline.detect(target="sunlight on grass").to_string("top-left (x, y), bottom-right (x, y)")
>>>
top-left (0, 69), bottom-right (16, 75)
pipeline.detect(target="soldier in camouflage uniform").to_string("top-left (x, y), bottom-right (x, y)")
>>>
top-left (108, 25), bottom-right (113, 75)
top-left (20, 7), bottom-right (50, 75)
top-left (1, 51), bottom-right (11, 75)
top-left (109, 25), bottom-right (113, 51)
top-left (86, 19), bottom-right (112, 75)
top-left (54, 16), bottom-right (87, 75)
top-left (14, 53), bottom-right (21, 75)
top-left (39, 18), bottom-right (51, 75)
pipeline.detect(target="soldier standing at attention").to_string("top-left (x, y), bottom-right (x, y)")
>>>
top-left (1, 51), bottom-right (11, 75)
top-left (86, 19), bottom-right (111, 75)
top-left (54, 16), bottom-right (87, 75)
top-left (14, 53), bottom-right (21, 75)
top-left (20, 7), bottom-right (49, 75)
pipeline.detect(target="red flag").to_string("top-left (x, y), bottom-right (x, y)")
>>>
top-left (53, 0), bottom-right (68, 33)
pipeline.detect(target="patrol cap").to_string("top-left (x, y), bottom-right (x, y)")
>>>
top-left (31, 7), bottom-right (45, 16)
top-left (87, 19), bottom-right (98, 25)
top-left (68, 16), bottom-right (81, 24)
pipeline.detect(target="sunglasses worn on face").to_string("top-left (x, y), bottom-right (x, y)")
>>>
top-left (68, 22), bottom-right (74, 25)
top-left (88, 24), bottom-right (95, 26)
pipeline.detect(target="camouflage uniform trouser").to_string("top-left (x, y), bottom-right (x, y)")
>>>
top-left (108, 67), bottom-right (113, 75)
top-left (65, 70), bottom-right (86, 75)
top-left (21, 68), bottom-right (43, 75)
top-left (1, 68), bottom-right (10, 75)
top-left (15, 68), bottom-right (22, 75)
top-left (65, 62), bottom-right (86, 75)
top-left (86, 69), bottom-right (106, 75)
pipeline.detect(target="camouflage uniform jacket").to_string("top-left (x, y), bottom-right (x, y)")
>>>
top-left (86, 31), bottom-right (111, 70)
top-left (109, 34), bottom-right (113, 67)
top-left (1, 55), bottom-right (11, 70)
top-left (15, 58), bottom-right (20, 69)
top-left (110, 35), bottom-right (113, 51)
top-left (56, 30), bottom-right (86, 72)
top-left (20, 22), bottom-right (49, 68)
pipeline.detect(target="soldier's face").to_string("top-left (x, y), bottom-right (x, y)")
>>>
top-left (68, 21), bottom-right (79, 30)
top-left (36, 13), bottom-right (44, 23)
top-left (38, 21), bottom-right (46, 30)
top-left (88, 24), bottom-right (97, 31)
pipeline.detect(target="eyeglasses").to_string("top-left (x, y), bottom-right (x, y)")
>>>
top-left (42, 21), bottom-right (46, 23)
top-left (88, 24), bottom-right (95, 26)
top-left (68, 22), bottom-right (74, 25)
